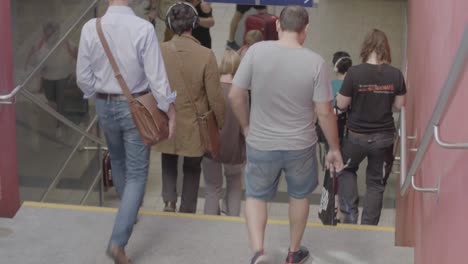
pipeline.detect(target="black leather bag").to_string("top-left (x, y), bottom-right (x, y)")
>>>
top-left (318, 169), bottom-right (339, 226)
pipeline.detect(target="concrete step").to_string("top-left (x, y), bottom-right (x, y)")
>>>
top-left (0, 202), bottom-right (413, 264)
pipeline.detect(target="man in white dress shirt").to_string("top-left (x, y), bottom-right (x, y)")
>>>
top-left (76, 0), bottom-right (176, 262)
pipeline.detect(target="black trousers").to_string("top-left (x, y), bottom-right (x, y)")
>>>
top-left (161, 153), bottom-right (203, 214)
top-left (338, 131), bottom-right (394, 225)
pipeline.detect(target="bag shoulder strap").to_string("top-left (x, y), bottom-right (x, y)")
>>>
top-left (96, 18), bottom-right (134, 102)
top-left (168, 41), bottom-right (201, 116)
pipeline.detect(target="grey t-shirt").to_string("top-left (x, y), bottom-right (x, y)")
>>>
top-left (233, 41), bottom-right (332, 151)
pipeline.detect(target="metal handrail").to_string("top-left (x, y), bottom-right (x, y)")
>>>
top-left (0, 85), bottom-right (22, 102)
top-left (81, 123), bottom-right (104, 206)
top-left (21, 89), bottom-right (105, 146)
top-left (390, 109), bottom-right (402, 174)
top-left (401, 24), bottom-right (468, 196)
top-left (40, 115), bottom-right (99, 202)
top-left (399, 107), bottom-right (407, 188)
top-left (411, 175), bottom-right (439, 194)
top-left (0, 0), bottom-right (99, 104)
top-left (0, 0), bottom-right (104, 146)
top-left (434, 125), bottom-right (468, 149)
top-left (4, 0), bottom-right (107, 207)
top-left (80, 169), bottom-right (103, 205)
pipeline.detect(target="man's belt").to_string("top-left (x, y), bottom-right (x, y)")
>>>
top-left (96, 91), bottom-right (149, 100)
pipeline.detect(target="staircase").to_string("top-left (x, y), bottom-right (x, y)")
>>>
top-left (0, 202), bottom-right (413, 264)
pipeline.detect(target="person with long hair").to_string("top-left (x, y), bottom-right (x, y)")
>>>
top-left (202, 50), bottom-right (245, 216)
top-left (336, 29), bottom-right (406, 225)
top-left (238, 29), bottom-right (263, 59)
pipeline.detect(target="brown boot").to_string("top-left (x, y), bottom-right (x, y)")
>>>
top-left (163, 201), bottom-right (176, 212)
top-left (107, 244), bottom-right (131, 264)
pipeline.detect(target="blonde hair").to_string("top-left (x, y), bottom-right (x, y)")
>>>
top-left (219, 50), bottom-right (241, 76)
top-left (244, 29), bottom-right (263, 46)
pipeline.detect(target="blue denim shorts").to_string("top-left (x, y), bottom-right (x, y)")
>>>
top-left (244, 144), bottom-right (319, 201)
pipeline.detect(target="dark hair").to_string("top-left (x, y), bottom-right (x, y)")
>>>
top-left (166, 3), bottom-right (198, 35)
top-left (279, 6), bottom-right (309, 33)
top-left (332, 51), bottom-right (352, 74)
top-left (43, 21), bottom-right (59, 35)
top-left (360, 29), bottom-right (392, 64)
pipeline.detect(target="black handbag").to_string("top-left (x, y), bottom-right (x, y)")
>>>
top-left (318, 169), bottom-right (339, 226)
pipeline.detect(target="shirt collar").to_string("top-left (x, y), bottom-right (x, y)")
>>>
top-left (174, 34), bottom-right (201, 45)
top-left (106, 5), bottom-right (135, 16)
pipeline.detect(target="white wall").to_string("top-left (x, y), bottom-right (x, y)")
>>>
top-left (271, 0), bottom-right (407, 71)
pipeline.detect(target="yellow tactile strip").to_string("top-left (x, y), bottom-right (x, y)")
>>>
top-left (22, 201), bottom-right (395, 232)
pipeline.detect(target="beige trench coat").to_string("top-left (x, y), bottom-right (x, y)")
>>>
top-left (154, 35), bottom-right (225, 157)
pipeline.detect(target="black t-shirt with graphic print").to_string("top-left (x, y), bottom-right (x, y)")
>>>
top-left (339, 63), bottom-right (407, 133)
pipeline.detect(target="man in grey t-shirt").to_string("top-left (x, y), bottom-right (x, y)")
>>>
top-left (229, 6), bottom-right (343, 264)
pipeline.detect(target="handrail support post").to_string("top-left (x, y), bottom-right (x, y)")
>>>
top-left (410, 175), bottom-right (441, 203)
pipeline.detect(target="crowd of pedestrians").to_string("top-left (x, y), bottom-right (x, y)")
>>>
top-left (76, 0), bottom-right (406, 263)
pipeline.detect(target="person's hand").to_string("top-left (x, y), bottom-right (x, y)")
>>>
top-left (168, 117), bottom-right (176, 139)
top-left (147, 7), bottom-right (157, 26)
top-left (167, 104), bottom-right (176, 139)
top-left (242, 126), bottom-right (249, 138)
top-left (148, 9), bottom-right (157, 21)
top-left (70, 71), bottom-right (77, 81)
top-left (326, 149), bottom-right (344, 172)
top-left (148, 11), bottom-right (156, 21)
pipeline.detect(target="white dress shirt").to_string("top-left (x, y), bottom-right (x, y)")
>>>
top-left (76, 5), bottom-right (175, 112)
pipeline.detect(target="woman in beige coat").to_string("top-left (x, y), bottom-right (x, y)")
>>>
top-left (155, 2), bottom-right (224, 213)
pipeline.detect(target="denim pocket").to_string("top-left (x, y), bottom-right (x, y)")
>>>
top-left (246, 144), bottom-right (282, 163)
top-left (347, 132), bottom-right (394, 149)
top-left (118, 106), bottom-right (132, 120)
top-left (372, 134), bottom-right (395, 149)
top-left (118, 105), bottom-right (137, 131)
top-left (95, 99), bottom-right (110, 120)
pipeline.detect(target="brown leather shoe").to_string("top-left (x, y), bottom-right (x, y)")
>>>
top-left (107, 244), bottom-right (131, 264)
top-left (163, 201), bottom-right (176, 212)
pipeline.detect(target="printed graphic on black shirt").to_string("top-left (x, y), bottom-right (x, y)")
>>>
top-left (358, 84), bottom-right (395, 94)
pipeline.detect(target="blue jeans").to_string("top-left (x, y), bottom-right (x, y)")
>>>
top-left (245, 144), bottom-right (319, 201)
top-left (96, 99), bottom-right (150, 247)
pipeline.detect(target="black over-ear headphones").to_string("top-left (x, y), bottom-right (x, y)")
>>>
top-left (165, 2), bottom-right (199, 32)
top-left (334, 56), bottom-right (351, 73)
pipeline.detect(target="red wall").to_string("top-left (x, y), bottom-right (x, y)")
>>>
top-left (0, 0), bottom-right (20, 218)
top-left (397, 0), bottom-right (468, 263)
